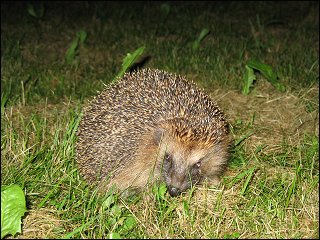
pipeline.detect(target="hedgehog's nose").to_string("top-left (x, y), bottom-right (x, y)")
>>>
top-left (168, 186), bottom-right (181, 197)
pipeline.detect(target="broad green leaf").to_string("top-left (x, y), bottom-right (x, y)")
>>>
top-left (247, 59), bottom-right (285, 92)
top-left (1, 185), bottom-right (27, 239)
top-left (102, 195), bottom-right (115, 210)
top-left (27, 4), bottom-right (37, 18)
top-left (124, 216), bottom-right (136, 230)
top-left (109, 232), bottom-right (121, 239)
top-left (27, 3), bottom-right (44, 18)
top-left (158, 183), bottom-right (167, 199)
top-left (224, 232), bottom-right (241, 239)
top-left (192, 28), bottom-right (210, 51)
top-left (110, 204), bottom-right (122, 218)
top-left (247, 59), bottom-right (277, 82)
top-left (65, 30), bottom-right (87, 65)
top-left (77, 30), bottom-right (87, 43)
top-left (242, 66), bottom-right (256, 95)
top-left (198, 28), bottom-right (210, 42)
top-left (114, 46), bottom-right (146, 81)
top-left (65, 39), bottom-right (79, 64)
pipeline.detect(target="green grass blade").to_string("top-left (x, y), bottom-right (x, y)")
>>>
top-left (62, 219), bottom-right (95, 239)
top-left (240, 167), bottom-right (257, 195)
top-left (37, 169), bottom-right (77, 208)
top-left (234, 131), bottom-right (254, 146)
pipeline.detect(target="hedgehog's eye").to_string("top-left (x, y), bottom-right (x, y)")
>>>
top-left (193, 161), bottom-right (201, 168)
top-left (164, 153), bottom-right (172, 162)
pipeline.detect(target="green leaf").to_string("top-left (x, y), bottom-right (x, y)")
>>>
top-left (26, 3), bottom-right (44, 18)
top-left (242, 65), bottom-right (256, 95)
top-left (102, 194), bottom-right (115, 210)
top-left (110, 204), bottom-right (122, 218)
top-left (124, 216), bottom-right (136, 231)
top-left (224, 232), bottom-right (241, 239)
top-left (246, 59), bottom-right (286, 92)
top-left (247, 60), bottom-right (277, 82)
top-left (27, 4), bottom-right (37, 18)
top-left (114, 46), bottom-right (146, 81)
top-left (1, 185), bottom-right (27, 239)
top-left (109, 232), bottom-right (121, 239)
top-left (198, 28), bottom-right (210, 42)
top-left (158, 183), bottom-right (167, 199)
top-left (77, 30), bottom-right (87, 43)
top-left (192, 28), bottom-right (210, 51)
top-left (117, 216), bottom-right (127, 226)
top-left (65, 39), bottom-right (79, 64)
top-left (65, 30), bottom-right (87, 65)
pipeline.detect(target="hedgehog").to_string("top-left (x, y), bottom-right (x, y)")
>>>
top-left (76, 68), bottom-right (232, 197)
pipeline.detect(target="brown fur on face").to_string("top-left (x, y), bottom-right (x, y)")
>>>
top-left (154, 121), bottom-right (232, 196)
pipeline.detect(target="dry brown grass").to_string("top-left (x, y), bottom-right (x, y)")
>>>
top-left (9, 207), bottom-right (64, 239)
top-left (213, 81), bottom-right (319, 154)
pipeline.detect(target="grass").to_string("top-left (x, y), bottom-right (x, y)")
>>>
top-left (1, 1), bottom-right (319, 239)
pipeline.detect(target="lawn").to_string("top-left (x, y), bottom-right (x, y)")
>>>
top-left (1, 1), bottom-right (319, 239)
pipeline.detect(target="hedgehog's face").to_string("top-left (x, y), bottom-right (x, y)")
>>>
top-left (154, 128), bottom-right (212, 196)
top-left (161, 148), bottom-right (205, 196)
top-left (154, 124), bottom-right (230, 197)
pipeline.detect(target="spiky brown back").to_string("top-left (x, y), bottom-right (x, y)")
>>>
top-left (76, 68), bottom-right (229, 185)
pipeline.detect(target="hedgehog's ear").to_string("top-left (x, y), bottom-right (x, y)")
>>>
top-left (153, 127), bottom-right (165, 145)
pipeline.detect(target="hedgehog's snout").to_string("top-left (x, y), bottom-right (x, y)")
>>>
top-left (167, 186), bottom-right (181, 197)
top-left (162, 152), bottom-right (188, 196)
